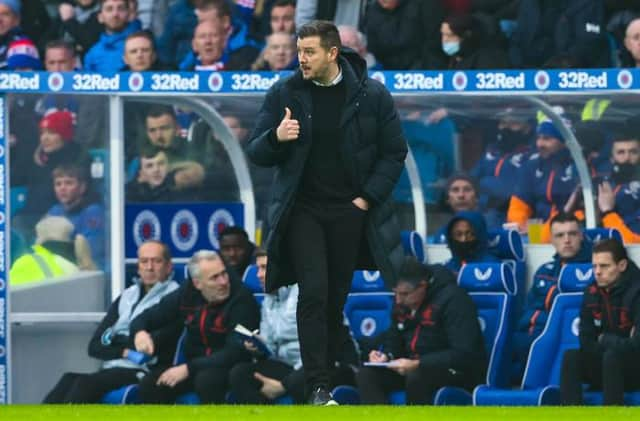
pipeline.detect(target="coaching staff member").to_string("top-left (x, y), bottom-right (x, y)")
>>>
top-left (247, 20), bottom-right (407, 405)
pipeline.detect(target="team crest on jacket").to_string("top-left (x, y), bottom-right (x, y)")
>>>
top-left (133, 210), bottom-right (161, 246)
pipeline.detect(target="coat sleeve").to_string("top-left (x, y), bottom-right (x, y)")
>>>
top-left (186, 292), bottom-right (261, 373)
top-left (246, 86), bottom-right (292, 167)
top-left (602, 212), bottom-right (640, 244)
top-left (579, 289), bottom-right (604, 355)
top-left (87, 297), bottom-right (128, 360)
top-left (360, 85), bottom-right (408, 205)
top-left (129, 288), bottom-right (182, 343)
top-left (418, 292), bottom-right (485, 373)
top-left (599, 290), bottom-right (640, 353)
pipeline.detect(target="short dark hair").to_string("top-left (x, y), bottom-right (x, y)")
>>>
top-left (272, 0), bottom-right (296, 9)
top-left (139, 239), bottom-right (172, 261)
top-left (610, 121), bottom-right (640, 145)
top-left (445, 173), bottom-right (479, 194)
top-left (45, 40), bottom-right (74, 54)
top-left (550, 212), bottom-right (581, 228)
top-left (52, 163), bottom-right (90, 183)
top-left (397, 256), bottom-right (431, 287)
top-left (593, 238), bottom-right (628, 263)
top-left (146, 105), bottom-right (176, 120)
top-left (100, 0), bottom-right (129, 10)
top-left (126, 30), bottom-right (156, 48)
top-left (139, 142), bottom-right (165, 159)
top-left (219, 226), bottom-right (249, 242)
top-left (297, 20), bottom-right (341, 51)
top-left (198, 0), bottom-right (231, 18)
top-left (254, 247), bottom-right (267, 259)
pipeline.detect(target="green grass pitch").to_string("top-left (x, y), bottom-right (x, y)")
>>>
top-left (1, 406), bottom-right (639, 421)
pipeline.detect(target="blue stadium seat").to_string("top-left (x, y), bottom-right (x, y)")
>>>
top-left (401, 230), bottom-right (426, 263)
top-left (583, 228), bottom-right (622, 244)
top-left (351, 270), bottom-right (386, 293)
top-left (242, 264), bottom-right (265, 305)
top-left (472, 263), bottom-right (593, 406)
top-left (343, 292), bottom-right (393, 340)
top-left (430, 262), bottom-right (515, 405)
top-left (487, 229), bottom-right (526, 322)
top-left (101, 384), bottom-right (140, 404)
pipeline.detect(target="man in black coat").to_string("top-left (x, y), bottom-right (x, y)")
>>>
top-left (131, 250), bottom-right (260, 404)
top-left (247, 20), bottom-right (407, 405)
top-left (356, 258), bottom-right (487, 404)
top-left (561, 239), bottom-right (640, 405)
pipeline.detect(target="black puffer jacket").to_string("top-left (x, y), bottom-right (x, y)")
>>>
top-left (247, 48), bottom-right (408, 292)
top-left (580, 261), bottom-right (640, 355)
top-left (383, 264), bottom-right (487, 380)
top-left (130, 276), bottom-right (260, 374)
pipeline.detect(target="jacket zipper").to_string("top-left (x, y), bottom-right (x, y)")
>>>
top-left (199, 307), bottom-right (212, 356)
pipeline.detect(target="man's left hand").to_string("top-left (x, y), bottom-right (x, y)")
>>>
top-left (352, 197), bottom-right (369, 211)
top-left (156, 364), bottom-right (189, 388)
top-left (388, 358), bottom-right (419, 376)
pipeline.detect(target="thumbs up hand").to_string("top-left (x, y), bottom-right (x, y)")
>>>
top-left (276, 107), bottom-right (299, 142)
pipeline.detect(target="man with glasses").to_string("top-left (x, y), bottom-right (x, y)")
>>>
top-left (356, 257), bottom-right (486, 404)
top-left (512, 213), bottom-right (591, 382)
top-left (132, 249), bottom-right (260, 403)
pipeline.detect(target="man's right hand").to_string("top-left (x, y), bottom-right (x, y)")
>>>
top-left (276, 107), bottom-right (299, 142)
top-left (134, 330), bottom-right (155, 355)
top-left (368, 350), bottom-right (389, 363)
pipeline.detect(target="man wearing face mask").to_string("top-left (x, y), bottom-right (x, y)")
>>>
top-left (598, 125), bottom-right (640, 243)
top-left (443, 210), bottom-right (499, 276)
top-left (470, 107), bottom-right (535, 229)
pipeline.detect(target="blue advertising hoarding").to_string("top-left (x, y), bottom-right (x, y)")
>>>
top-left (0, 94), bottom-right (7, 404)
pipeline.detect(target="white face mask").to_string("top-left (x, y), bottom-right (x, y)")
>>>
top-left (442, 41), bottom-right (460, 56)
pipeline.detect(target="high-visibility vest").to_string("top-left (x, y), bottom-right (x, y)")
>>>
top-left (9, 245), bottom-right (79, 286)
top-left (581, 98), bottom-right (611, 121)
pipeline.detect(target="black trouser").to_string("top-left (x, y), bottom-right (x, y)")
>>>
top-left (286, 200), bottom-right (366, 398)
top-left (43, 368), bottom-right (144, 403)
top-left (229, 359), bottom-right (294, 404)
top-left (561, 348), bottom-right (640, 405)
top-left (356, 364), bottom-right (477, 405)
top-left (138, 365), bottom-right (231, 404)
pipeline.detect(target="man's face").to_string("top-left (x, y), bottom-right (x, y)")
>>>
top-left (450, 219), bottom-right (476, 242)
top-left (256, 255), bottom-right (267, 291)
top-left (536, 135), bottom-right (564, 159)
top-left (611, 140), bottom-right (640, 165)
top-left (377, 0), bottom-right (399, 10)
top-left (593, 252), bottom-right (627, 288)
top-left (447, 180), bottom-right (478, 212)
top-left (0, 4), bottom-right (18, 37)
top-left (219, 233), bottom-right (249, 269)
top-left (193, 257), bottom-right (230, 304)
top-left (146, 113), bottom-right (177, 148)
top-left (139, 152), bottom-right (169, 187)
top-left (270, 5), bottom-right (295, 34)
top-left (99, 0), bottom-right (129, 33)
top-left (440, 22), bottom-right (461, 44)
top-left (264, 33), bottom-right (295, 71)
top-left (45, 47), bottom-right (74, 71)
top-left (393, 280), bottom-right (426, 311)
top-left (40, 128), bottom-right (65, 153)
top-left (625, 19), bottom-right (640, 64)
top-left (223, 116), bottom-right (248, 143)
top-left (124, 36), bottom-right (155, 71)
top-left (297, 35), bottom-right (336, 81)
top-left (137, 242), bottom-right (172, 288)
top-left (192, 21), bottom-right (225, 65)
top-left (54, 175), bottom-right (86, 208)
top-left (550, 221), bottom-right (583, 259)
top-left (339, 28), bottom-right (364, 56)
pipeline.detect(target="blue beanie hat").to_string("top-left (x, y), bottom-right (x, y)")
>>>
top-left (536, 120), bottom-right (565, 143)
top-left (6, 38), bottom-right (42, 70)
top-left (0, 0), bottom-right (20, 15)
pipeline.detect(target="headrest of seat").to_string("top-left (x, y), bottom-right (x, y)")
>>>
top-left (583, 228), bottom-right (622, 244)
top-left (487, 229), bottom-right (524, 261)
top-left (401, 230), bottom-right (425, 263)
top-left (457, 262), bottom-right (517, 295)
top-left (558, 263), bottom-right (594, 293)
top-left (351, 270), bottom-right (386, 292)
top-left (242, 264), bottom-right (263, 293)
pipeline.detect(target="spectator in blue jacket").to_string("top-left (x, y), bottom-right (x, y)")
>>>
top-left (470, 107), bottom-right (535, 229)
top-left (47, 163), bottom-right (106, 270)
top-left (512, 213), bottom-right (591, 382)
top-left (444, 210), bottom-right (499, 276)
top-left (83, 0), bottom-right (142, 71)
top-left (506, 112), bottom-right (580, 242)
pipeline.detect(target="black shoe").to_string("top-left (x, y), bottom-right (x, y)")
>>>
top-left (308, 387), bottom-right (339, 406)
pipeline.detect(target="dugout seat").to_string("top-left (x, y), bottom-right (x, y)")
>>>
top-left (401, 230), bottom-right (426, 263)
top-left (583, 228), bottom-right (622, 244)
